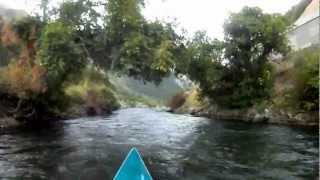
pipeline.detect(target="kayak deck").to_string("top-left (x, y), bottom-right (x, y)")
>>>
top-left (113, 148), bottom-right (153, 180)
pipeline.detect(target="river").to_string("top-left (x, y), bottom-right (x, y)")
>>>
top-left (0, 108), bottom-right (318, 179)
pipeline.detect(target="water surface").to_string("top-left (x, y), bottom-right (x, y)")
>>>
top-left (0, 108), bottom-right (318, 179)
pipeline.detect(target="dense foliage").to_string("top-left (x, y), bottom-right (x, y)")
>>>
top-left (39, 22), bottom-right (84, 89)
top-left (175, 31), bottom-right (224, 98)
top-left (289, 46), bottom-right (319, 111)
top-left (106, 0), bottom-right (180, 83)
top-left (0, 17), bottom-right (49, 121)
top-left (181, 7), bottom-right (290, 108)
top-left (0, 0), bottom-right (184, 121)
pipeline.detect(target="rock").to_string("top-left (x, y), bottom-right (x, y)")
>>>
top-left (190, 105), bottom-right (318, 127)
top-left (253, 113), bottom-right (264, 122)
top-left (264, 108), bottom-right (272, 119)
top-left (293, 112), bottom-right (318, 126)
top-left (190, 107), bottom-right (203, 115)
top-left (0, 117), bottom-right (21, 129)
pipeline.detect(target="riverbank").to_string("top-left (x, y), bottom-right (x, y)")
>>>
top-left (171, 95), bottom-right (318, 126)
top-left (170, 90), bottom-right (318, 127)
top-left (170, 52), bottom-right (319, 127)
top-left (190, 106), bottom-right (318, 127)
top-left (0, 102), bottom-right (118, 131)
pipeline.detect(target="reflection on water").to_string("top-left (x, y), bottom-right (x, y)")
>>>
top-left (0, 108), bottom-right (318, 180)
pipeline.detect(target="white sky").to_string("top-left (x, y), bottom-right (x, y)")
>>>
top-left (0, 0), bottom-right (300, 39)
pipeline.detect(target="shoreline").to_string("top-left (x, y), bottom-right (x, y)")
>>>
top-left (1, 106), bottom-right (318, 134)
top-left (187, 106), bottom-right (319, 127)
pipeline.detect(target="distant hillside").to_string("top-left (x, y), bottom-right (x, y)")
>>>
top-left (109, 72), bottom-right (187, 106)
top-left (285, 0), bottom-right (312, 25)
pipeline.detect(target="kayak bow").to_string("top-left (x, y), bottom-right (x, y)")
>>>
top-left (113, 148), bottom-right (153, 180)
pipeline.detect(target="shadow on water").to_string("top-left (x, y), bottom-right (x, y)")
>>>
top-left (0, 108), bottom-right (318, 180)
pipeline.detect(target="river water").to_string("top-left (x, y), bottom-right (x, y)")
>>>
top-left (0, 108), bottom-right (318, 180)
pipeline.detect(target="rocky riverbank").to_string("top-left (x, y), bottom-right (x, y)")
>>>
top-left (0, 104), bottom-right (118, 132)
top-left (177, 105), bottom-right (318, 127)
top-left (169, 88), bottom-right (318, 127)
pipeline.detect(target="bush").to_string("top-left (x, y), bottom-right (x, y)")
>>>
top-left (272, 46), bottom-right (319, 111)
top-left (220, 63), bottom-right (274, 108)
top-left (1, 60), bottom-right (46, 99)
top-left (290, 47), bottom-right (319, 111)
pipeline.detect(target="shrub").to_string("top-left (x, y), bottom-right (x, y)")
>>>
top-left (1, 60), bottom-right (46, 99)
top-left (290, 47), bottom-right (319, 111)
top-left (273, 46), bottom-right (319, 111)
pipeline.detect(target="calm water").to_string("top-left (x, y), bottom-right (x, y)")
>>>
top-left (0, 108), bottom-right (318, 180)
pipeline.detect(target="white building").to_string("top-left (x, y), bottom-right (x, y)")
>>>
top-left (288, 0), bottom-right (320, 50)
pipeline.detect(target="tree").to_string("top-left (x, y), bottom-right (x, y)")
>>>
top-left (176, 31), bottom-right (224, 99)
top-left (58, 0), bottom-right (101, 32)
top-left (105, 0), bottom-right (146, 71)
top-left (105, 0), bottom-right (179, 83)
top-left (105, 0), bottom-right (144, 47)
top-left (215, 7), bottom-right (290, 108)
top-left (38, 22), bottom-right (85, 89)
top-left (57, 0), bottom-right (106, 66)
top-left (181, 7), bottom-right (290, 108)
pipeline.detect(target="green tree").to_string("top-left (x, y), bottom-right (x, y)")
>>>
top-left (105, 0), bottom-right (144, 47)
top-left (105, 0), bottom-right (179, 83)
top-left (105, 0), bottom-right (146, 72)
top-left (176, 31), bottom-right (224, 99)
top-left (38, 21), bottom-right (85, 89)
top-left (181, 7), bottom-right (290, 108)
top-left (216, 7), bottom-right (290, 108)
top-left (58, 0), bottom-right (101, 32)
top-left (57, 0), bottom-right (106, 67)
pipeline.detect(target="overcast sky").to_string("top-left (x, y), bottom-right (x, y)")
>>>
top-left (1, 0), bottom-right (300, 39)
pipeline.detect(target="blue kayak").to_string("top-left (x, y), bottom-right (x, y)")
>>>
top-left (113, 148), bottom-right (153, 180)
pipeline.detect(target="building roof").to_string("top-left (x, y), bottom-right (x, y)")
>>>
top-left (294, 0), bottom-right (319, 26)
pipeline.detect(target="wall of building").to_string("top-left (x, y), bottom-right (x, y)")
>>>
top-left (288, 16), bottom-right (320, 50)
